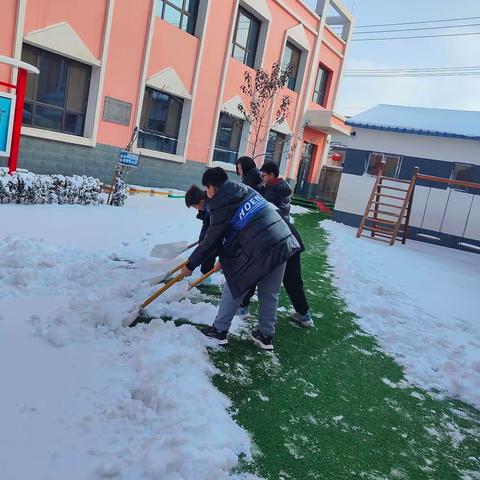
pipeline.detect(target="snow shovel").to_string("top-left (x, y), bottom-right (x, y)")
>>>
top-left (187, 267), bottom-right (217, 290)
top-left (127, 267), bottom-right (217, 327)
top-left (148, 259), bottom-right (189, 286)
top-left (144, 266), bottom-right (216, 310)
top-left (125, 272), bottom-right (185, 327)
top-left (141, 272), bottom-right (185, 310)
top-left (150, 240), bottom-right (199, 259)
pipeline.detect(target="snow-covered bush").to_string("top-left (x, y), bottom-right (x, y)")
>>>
top-left (0, 168), bottom-right (103, 205)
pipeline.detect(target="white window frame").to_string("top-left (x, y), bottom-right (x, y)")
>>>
top-left (450, 162), bottom-right (476, 192)
top-left (212, 112), bottom-right (248, 171)
top-left (21, 44), bottom-right (102, 147)
top-left (263, 128), bottom-right (291, 173)
top-left (280, 37), bottom-right (308, 94)
top-left (234, 0), bottom-right (271, 69)
top-left (364, 152), bottom-right (402, 179)
top-left (18, 13), bottom-right (114, 148)
top-left (136, 87), bottom-right (191, 164)
top-left (155, 0), bottom-right (209, 39)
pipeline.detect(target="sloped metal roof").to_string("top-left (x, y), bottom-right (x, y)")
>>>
top-left (345, 104), bottom-right (480, 141)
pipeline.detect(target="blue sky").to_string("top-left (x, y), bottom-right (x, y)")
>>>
top-left (304, 0), bottom-right (480, 116)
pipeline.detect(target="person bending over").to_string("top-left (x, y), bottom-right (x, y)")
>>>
top-left (181, 167), bottom-right (299, 350)
top-left (240, 161), bottom-right (314, 327)
top-left (185, 185), bottom-right (216, 277)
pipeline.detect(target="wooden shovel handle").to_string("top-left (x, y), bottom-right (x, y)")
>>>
top-left (148, 259), bottom-right (188, 286)
top-left (168, 259), bottom-right (188, 276)
top-left (141, 272), bottom-right (184, 309)
top-left (188, 268), bottom-right (216, 290)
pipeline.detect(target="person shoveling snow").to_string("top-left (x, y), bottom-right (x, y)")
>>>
top-left (180, 167), bottom-right (300, 351)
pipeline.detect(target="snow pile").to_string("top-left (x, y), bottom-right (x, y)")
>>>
top-left (290, 204), bottom-right (310, 215)
top-left (125, 321), bottom-right (250, 479)
top-left (322, 220), bottom-right (480, 409)
top-left (0, 167), bottom-right (102, 205)
top-left (1, 296), bottom-right (251, 479)
top-left (0, 197), bottom-right (254, 479)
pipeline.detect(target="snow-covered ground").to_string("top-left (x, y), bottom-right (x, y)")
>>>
top-left (0, 197), bottom-right (251, 480)
top-left (3, 195), bottom-right (479, 479)
top-left (322, 220), bottom-right (480, 410)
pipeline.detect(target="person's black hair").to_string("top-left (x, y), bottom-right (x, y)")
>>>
top-left (236, 156), bottom-right (256, 175)
top-left (201, 167), bottom-right (228, 189)
top-left (260, 161), bottom-right (279, 178)
top-left (185, 185), bottom-right (205, 207)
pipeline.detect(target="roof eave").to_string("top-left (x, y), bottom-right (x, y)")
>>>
top-left (345, 123), bottom-right (480, 141)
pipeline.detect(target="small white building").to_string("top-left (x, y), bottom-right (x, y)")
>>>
top-left (332, 104), bottom-right (480, 252)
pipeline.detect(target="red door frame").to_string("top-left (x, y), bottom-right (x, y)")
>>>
top-left (1, 62), bottom-right (33, 173)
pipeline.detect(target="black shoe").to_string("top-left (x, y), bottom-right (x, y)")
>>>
top-left (249, 329), bottom-right (274, 351)
top-left (200, 325), bottom-right (228, 345)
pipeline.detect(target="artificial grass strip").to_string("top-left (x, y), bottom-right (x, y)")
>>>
top-left (208, 212), bottom-right (480, 480)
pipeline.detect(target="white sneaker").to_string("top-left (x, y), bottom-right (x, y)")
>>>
top-left (291, 312), bottom-right (314, 327)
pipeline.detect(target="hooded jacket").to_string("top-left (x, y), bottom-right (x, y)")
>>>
top-left (187, 180), bottom-right (300, 298)
top-left (196, 209), bottom-right (209, 242)
top-left (262, 178), bottom-right (292, 220)
top-left (195, 193), bottom-right (210, 242)
top-left (242, 168), bottom-right (263, 192)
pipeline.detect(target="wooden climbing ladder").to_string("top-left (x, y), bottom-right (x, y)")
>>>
top-left (356, 161), bottom-right (419, 245)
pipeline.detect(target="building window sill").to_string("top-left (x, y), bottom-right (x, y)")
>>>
top-left (211, 161), bottom-right (237, 172)
top-left (21, 126), bottom-right (95, 147)
top-left (136, 147), bottom-right (186, 164)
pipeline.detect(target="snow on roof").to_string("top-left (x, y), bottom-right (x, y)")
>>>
top-left (345, 104), bottom-right (480, 141)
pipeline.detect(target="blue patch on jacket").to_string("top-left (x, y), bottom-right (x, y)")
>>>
top-left (224, 193), bottom-right (268, 246)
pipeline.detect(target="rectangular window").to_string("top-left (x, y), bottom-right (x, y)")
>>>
top-left (231, 7), bottom-right (261, 68)
top-left (312, 65), bottom-right (330, 106)
top-left (156, 0), bottom-right (199, 35)
top-left (283, 42), bottom-right (301, 91)
top-left (213, 113), bottom-right (243, 164)
top-left (451, 163), bottom-right (476, 191)
top-left (265, 130), bottom-right (286, 165)
top-left (21, 44), bottom-right (91, 136)
top-left (138, 87), bottom-right (184, 154)
top-left (365, 153), bottom-right (402, 178)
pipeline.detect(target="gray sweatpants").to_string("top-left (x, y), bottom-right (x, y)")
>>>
top-left (214, 262), bottom-right (287, 338)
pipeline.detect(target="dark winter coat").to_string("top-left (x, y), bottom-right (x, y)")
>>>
top-left (262, 178), bottom-right (292, 220)
top-left (187, 180), bottom-right (300, 298)
top-left (242, 168), bottom-right (263, 192)
top-left (196, 205), bottom-right (210, 242)
top-left (286, 221), bottom-right (305, 253)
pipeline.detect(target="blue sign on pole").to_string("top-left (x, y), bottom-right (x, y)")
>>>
top-left (0, 93), bottom-right (15, 157)
top-left (119, 149), bottom-right (140, 167)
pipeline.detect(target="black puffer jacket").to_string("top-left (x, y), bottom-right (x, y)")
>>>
top-left (286, 221), bottom-right (305, 253)
top-left (263, 178), bottom-right (292, 220)
top-left (196, 209), bottom-right (210, 242)
top-left (187, 181), bottom-right (300, 298)
top-left (242, 168), bottom-right (263, 192)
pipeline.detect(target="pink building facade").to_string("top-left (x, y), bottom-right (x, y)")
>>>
top-left (1, 0), bottom-right (353, 194)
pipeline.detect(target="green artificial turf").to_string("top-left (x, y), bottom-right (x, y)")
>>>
top-left (202, 211), bottom-right (480, 480)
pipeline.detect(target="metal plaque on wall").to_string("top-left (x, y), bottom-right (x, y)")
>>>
top-left (103, 96), bottom-right (132, 126)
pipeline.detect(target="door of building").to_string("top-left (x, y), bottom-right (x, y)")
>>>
top-left (294, 142), bottom-right (315, 196)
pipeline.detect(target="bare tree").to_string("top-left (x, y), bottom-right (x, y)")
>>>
top-left (237, 61), bottom-right (294, 159)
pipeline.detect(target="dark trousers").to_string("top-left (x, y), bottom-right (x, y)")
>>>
top-left (201, 255), bottom-right (216, 275)
top-left (283, 251), bottom-right (309, 315)
top-left (240, 252), bottom-right (309, 316)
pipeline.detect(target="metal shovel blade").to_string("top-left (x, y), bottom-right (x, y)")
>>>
top-left (150, 241), bottom-right (189, 259)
